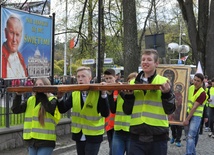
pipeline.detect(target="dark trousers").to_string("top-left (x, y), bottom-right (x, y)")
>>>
top-left (128, 136), bottom-right (167, 155)
top-left (171, 125), bottom-right (182, 142)
top-left (107, 129), bottom-right (114, 155)
top-left (209, 107), bottom-right (214, 133)
top-left (76, 141), bottom-right (101, 155)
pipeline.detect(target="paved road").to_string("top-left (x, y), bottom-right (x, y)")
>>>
top-left (59, 131), bottom-right (214, 155)
top-left (2, 130), bottom-right (214, 155)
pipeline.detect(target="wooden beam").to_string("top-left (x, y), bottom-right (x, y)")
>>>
top-left (6, 84), bottom-right (162, 93)
top-left (6, 86), bottom-right (34, 93)
top-left (169, 121), bottom-right (183, 126)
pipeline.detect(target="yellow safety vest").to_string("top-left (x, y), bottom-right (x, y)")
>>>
top-left (209, 87), bottom-right (214, 108)
top-left (71, 91), bottom-right (105, 136)
top-left (114, 95), bottom-right (131, 132)
top-left (130, 75), bottom-right (169, 127)
top-left (23, 95), bottom-right (61, 141)
top-left (187, 85), bottom-right (205, 117)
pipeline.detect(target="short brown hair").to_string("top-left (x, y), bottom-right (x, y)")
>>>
top-left (142, 49), bottom-right (159, 62)
top-left (194, 73), bottom-right (204, 82)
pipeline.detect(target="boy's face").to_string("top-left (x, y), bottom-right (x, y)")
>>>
top-left (77, 70), bottom-right (91, 84)
top-left (193, 76), bottom-right (203, 89)
top-left (141, 53), bottom-right (158, 74)
top-left (104, 74), bottom-right (116, 83)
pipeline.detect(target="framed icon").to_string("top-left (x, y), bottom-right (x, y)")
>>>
top-left (157, 65), bottom-right (191, 125)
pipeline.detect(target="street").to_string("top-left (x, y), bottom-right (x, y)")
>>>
top-left (59, 131), bottom-right (214, 155)
top-left (2, 129), bottom-right (214, 155)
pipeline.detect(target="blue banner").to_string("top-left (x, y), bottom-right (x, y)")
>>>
top-left (1, 7), bottom-right (52, 79)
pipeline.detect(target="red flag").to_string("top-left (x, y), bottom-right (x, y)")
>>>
top-left (69, 37), bottom-right (75, 49)
top-left (180, 55), bottom-right (188, 61)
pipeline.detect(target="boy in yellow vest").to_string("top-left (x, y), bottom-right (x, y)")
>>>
top-left (57, 66), bottom-right (109, 155)
top-left (109, 72), bottom-right (137, 155)
top-left (103, 68), bottom-right (118, 155)
top-left (184, 73), bottom-right (206, 155)
top-left (122, 49), bottom-right (175, 155)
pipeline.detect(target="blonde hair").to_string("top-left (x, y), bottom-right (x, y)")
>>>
top-left (76, 66), bottom-right (92, 77)
top-left (127, 72), bottom-right (138, 83)
top-left (36, 78), bottom-right (51, 127)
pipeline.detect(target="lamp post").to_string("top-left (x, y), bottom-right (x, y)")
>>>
top-left (70, 54), bottom-right (72, 76)
top-left (63, 0), bottom-right (68, 76)
top-left (168, 20), bottom-right (189, 64)
top-left (177, 21), bottom-right (187, 65)
top-left (97, 0), bottom-right (102, 83)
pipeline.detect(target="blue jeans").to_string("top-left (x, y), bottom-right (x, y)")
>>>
top-left (111, 131), bottom-right (130, 155)
top-left (128, 136), bottom-right (167, 155)
top-left (28, 146), bottom-right (54, 155)
top-left (185, 116), bottom-right (201, 155)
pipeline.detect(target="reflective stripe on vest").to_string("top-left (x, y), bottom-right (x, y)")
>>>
top-left (72, 122), bottom-right (104, 130)
top-left (187, 85), bottom-right (205, 117)
top-left (24, 117), bottom-right (55, 124)
top-left (130, 75), bottom-right (169, 127)
top-left (71, 91), bottom-right (104, 136)
top-left (23, 96), bottom-right (59, 141)
top-left (114, 95), bottom-right (131, 132)
top-left (23, 128), bottom-right (56, 135)
top-left (72, 112), bottom-right (102, 121)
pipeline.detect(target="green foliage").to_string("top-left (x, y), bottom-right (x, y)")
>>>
top-left (68, 64), bottom-right (79, 76)
top-left (56, 60), bottom-right (65, 68)
top-left (105, 36), bottom-right (124, 66)
top-left (54, 64), bottom-right (63, 75)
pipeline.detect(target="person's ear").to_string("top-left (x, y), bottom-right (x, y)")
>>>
top-left (155, 61), bottom-right (159, 67)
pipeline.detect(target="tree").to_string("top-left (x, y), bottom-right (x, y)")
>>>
top-left (122, 0), bottom-right (141, 80)
top-left (177, 0), bottom-right (214, 77)
top-left (205, 0), bottom-right (214, 78)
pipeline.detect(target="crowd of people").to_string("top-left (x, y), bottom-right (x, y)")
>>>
top-left (9, 48), bottom-right (214, 155)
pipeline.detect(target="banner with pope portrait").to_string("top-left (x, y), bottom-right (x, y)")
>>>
top-left (0, 7), bottom-right (53, 79)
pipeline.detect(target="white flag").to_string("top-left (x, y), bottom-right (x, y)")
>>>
top-left (196, 61), bottom-right (203, 74)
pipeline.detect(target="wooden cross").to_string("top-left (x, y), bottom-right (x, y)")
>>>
top-left (6, 84), bottom-right (162, 93)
